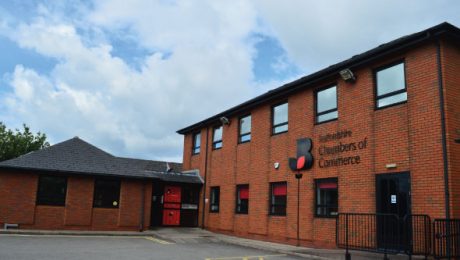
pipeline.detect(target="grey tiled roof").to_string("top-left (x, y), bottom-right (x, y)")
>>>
top-left (0, 137), bottom-right (202, 184)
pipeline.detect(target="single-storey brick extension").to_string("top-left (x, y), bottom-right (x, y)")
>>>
top-left (0, 137), bottom-right (202, 231)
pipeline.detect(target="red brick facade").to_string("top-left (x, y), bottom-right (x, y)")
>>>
top-left (181, 39), bottom-right (460, 247)
top-left (0, 171), bottom-right (152, 231)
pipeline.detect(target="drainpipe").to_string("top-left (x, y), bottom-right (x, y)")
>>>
top-left (436, 39), bottom-right (451, 259)
top-left (139, 180), bottom-right (146, 231)
top-left (201, 127), bottom-right (209, 229)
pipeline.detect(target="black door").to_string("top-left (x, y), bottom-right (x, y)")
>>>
top-left (376, 172), bottom-right (411, 252)
top-left (150, 182), bottom-right (164, 227)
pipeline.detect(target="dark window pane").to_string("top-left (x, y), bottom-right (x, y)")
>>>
top-left (210, 187), bottom-right (220, 212)
top-left (317, 86), bottom-right (337, 113)
top-left (315, 179), bottom-right (338, 217)
top-left (273, 103), bottom-right (288, 125)
top-left (270, 182), bottom-right (287, 215)
top-left (36, 175), bottom-right (67, 206)
top-left (376, 63), bottom-right (405, 96)
top-left (93, 179), bottom-right (121, 208)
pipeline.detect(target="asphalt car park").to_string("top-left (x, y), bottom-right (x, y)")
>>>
top-left (0, 234), bottom-right (304, 260)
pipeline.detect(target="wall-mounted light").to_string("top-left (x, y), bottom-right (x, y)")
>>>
top-left (339, 68), bottom-right (356, 83)
top-left (219, 116), bottom-right (230, 125)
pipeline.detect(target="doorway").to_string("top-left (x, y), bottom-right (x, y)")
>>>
top-left (376, 172), bottom-right (411, 252)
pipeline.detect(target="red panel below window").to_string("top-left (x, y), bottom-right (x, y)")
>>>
top-left (239, 187), bottom-right (249, 199)
top-left (318, 182), bottom-right (338, 189)
top-left (273, 184), bottom-right (287, 196)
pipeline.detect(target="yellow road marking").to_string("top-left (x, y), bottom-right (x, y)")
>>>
top-left (144, 236), bottom-right (174, 245)
top-left (205, 254), bottom-right (286, 260)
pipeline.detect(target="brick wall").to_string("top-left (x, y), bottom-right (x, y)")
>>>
top-left (442, 39), bottom-right (460, 218)
top-left (182, 41), bottom-right (454, 247)
top-left (0, 171), bottom-right (151, 231)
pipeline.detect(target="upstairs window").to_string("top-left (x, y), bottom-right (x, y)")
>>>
top-left (212, 126), bottom-right (223, 149)
top-left (272, 102), bottom-right (288, 134)
top-left (239, 115), bottom-right (251, 143)
top-left (375, 62), bottom-right (407, 108)
top-left (210, 187), bottom-right (220, 212)
top-left (315, 178), bottom-right (338, 217)
top-left (316, 85), bottom-right (338, 123)
top-left (270, 182), bottom-right (287, 216)
top-left (36, 175), bottom-right (67, 206)
top-left (192, 132), bottom-right (201, 155)
top-left (235, 185), bottom-right (249, 214)
top-left (93, 179), bottom-right (121, 208)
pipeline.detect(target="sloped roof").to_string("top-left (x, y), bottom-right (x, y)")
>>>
top-left (177, 22), bottom-right (460, 134)
top-left (0, 137), bottom-right (201, 184)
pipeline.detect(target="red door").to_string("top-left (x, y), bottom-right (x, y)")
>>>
top-left (162, 186), bottom-right (181, 226)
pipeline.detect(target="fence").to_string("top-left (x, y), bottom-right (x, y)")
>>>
top-left (433, 219), bottom-right (460, 259)
top-left (336, 213), bottom-right (431, 259)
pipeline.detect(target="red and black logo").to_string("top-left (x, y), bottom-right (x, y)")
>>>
top-left (289, 138), bottom-right (314, 171)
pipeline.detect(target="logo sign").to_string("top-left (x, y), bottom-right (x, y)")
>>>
top-left (289, 138), bottom-right (314, 171)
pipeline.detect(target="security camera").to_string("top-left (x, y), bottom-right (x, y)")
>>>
top-left (219, 117), bottom-right (230, 125)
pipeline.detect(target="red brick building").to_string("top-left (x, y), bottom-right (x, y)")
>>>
top-left (178, 22), bottom-right (460, 248)
top-left (0, 137), bottom-right (202, 231)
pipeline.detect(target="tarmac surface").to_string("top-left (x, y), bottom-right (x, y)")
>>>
top-left (0, 228), bottom-right (417, 260)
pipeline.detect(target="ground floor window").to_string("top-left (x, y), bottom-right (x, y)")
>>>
top-left (236, 185), bottom-right (249, 214)
top-left (270, 182), bottom-right (287, 216)
top-left (210, 186), bottom-right (220, 212)
top-left (36, 175), bottom-right (67, 206)
top-left (315, 178), bottom-right (338, 217)
top-left (93, 179), bottom-right (121, 208)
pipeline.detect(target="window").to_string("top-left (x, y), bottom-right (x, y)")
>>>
top-left (269, 182), bottom-right (287, 216)
top-left (212, 126), bottom-right (223, 149)
top-left (93, 179), bottom-right (121, 208)
top-left (239, 115), bottom-right (251, 143)
top-left (315, 178), bottom-right (338, 217)
top-left (236, 185), bottom-right (249, 214)
top-left (272, 102), bottom-right (288, 134)
top-left (316, 85), bottom-right (338, 123)
top-left (192, 132), bottom-right (201, 154)
top-left (375, 62), bottom-right (407, 108)
top-left (210, 187), bottom-right (220, 212)
top-left (36, 175), bottom-right (67, 206)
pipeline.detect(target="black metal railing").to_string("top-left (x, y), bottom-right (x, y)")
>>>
top-left (433, 219), bottom-right (460, 259)
top-left (337, 213), bottom-right (431, 259)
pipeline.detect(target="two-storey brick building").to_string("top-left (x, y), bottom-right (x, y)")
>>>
top-left (178, 22), bottom-right (460, 248)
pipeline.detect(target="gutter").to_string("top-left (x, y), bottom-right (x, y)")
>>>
top-left (436, 39), bottom-right (452, 259)
top-left (201, 127), bottom-right (209, 229)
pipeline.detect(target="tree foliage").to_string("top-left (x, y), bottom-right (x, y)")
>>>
top-left (0, 122), bottom-right (50, 162)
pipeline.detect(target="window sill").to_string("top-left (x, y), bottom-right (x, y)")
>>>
top-left (93, 206), bottom-right (120, 209)
top-left (209, 211), bottom-right (219, 213)
top-left (36, 204), bottom-right (66, 207)
top-left (271, 130), bottom-right (288, 136)
top-left (314, 215), bottom-right (338, 219)
top-left (269, 213), bottom-right (286, 217)
top-left (238, 140), bottom-right (251, 145)
top-left (212, 147), bottom-right (222, 151)
top-left (235, 212), bottom-right (248, 215)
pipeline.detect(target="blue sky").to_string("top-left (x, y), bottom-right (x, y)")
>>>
top-left (0, 0), bottom-right (459, 161)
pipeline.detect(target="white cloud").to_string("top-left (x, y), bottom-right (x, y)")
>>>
top-left (0, 0), bottom-right (459, 162)
top-left (0, 0), bottom-right (261, 162)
